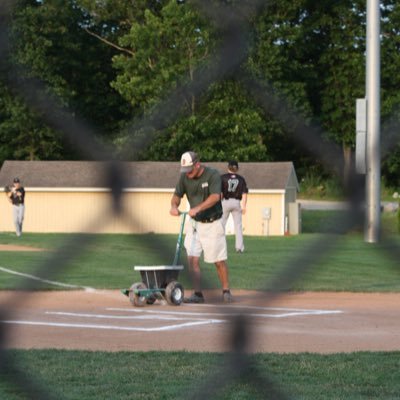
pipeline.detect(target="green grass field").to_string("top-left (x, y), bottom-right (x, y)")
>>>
top-left (1, 210), bottom-right (399, 399)
top-left (1, 350), bottom-right (400, 399)
top-left (0, 210), bottom-right (399, 292)
top-left (1, 232), bottom-right (400, 291)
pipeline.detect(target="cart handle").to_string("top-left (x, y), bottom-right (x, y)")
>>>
top-left (172, 211), bottom-right (187, 265)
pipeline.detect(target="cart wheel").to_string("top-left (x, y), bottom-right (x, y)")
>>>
top-left (165, 281), bottom-right (184, 306)
top-left (129, 282), bottom-right (147, 307)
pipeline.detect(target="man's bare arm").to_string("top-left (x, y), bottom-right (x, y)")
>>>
top-left (170, 194), bottom-right (182, 216)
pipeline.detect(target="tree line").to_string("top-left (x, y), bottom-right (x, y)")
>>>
top-left (1, 0), bottom-right (399, 187)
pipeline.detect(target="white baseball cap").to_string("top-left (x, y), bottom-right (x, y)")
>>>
top-left (180, 151), bottom-right (199, 173)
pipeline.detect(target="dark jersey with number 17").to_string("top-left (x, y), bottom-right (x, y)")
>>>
top-left (221, 173), bottom-right (248, 200)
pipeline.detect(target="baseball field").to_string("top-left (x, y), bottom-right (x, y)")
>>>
top-left (1, 210), bottom-right (400, 399)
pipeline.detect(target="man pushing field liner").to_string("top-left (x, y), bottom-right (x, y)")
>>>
top-left (170, 151), bottom-right (232, 303)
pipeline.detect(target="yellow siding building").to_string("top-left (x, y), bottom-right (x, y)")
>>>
top-left (0, 160), bottom-right (300, 236)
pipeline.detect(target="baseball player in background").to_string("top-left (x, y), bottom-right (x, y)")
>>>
top-left (6, 177), bottom-right (25, 237)
top-left (221, 160), bottom-right (248, 253)
top-left (170, 151), bottom-right (232, 304)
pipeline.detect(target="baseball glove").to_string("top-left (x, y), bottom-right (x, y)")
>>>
top-left (4, 185), bottom-right (11, 193)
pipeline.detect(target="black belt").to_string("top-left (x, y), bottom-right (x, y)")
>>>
top-left (199, 216), bottom-right (221, 223)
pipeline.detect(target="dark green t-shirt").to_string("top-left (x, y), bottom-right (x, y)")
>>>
top-left (174, 166), bottom-right (223, 221)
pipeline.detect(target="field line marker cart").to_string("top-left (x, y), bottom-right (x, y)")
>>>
top-left (122, 212), bottom-right (187, 306)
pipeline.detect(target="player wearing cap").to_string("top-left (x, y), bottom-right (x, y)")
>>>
top-left (170, 151), bottom-right (232, 303)
top-left (6, 177), bottom-right (25, 237)
top-left (221, 160), bottom-right (248, 253)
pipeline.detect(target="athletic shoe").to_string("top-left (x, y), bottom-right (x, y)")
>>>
top-left (183, 293), bottom-right (205, 304)
top-left (223, 290), bottom-right (233, 303)
top-left (236, 249), bottom-right (244, 253)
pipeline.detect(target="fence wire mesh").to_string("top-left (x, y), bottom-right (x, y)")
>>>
top-left (0, 0), bottom-right (400, 399)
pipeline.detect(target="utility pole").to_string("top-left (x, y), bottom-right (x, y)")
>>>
top-left (365, 0), bottom-right (381, 243)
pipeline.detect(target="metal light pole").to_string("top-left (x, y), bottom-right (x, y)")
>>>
top-left (365, 0), bottom-right (381, 243)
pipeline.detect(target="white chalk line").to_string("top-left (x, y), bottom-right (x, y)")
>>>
top-left (0, 266), bottom-right (96, 292)
top-left (0, 265), bottom-right (147, 301)
top-left (1, 304), bottom-right (342, 333)
top-left (1, 319), bottom-right (224, 332)
top-left (0, 308), bottom-right (226, 332)
top-left (0, 266), bottom-right (343, 331)
top-left (106, 307), bottom-right (343, 319)
top-left (45, 311), bottom-right (223, 322)
top-left (0, 266), bottom-right (343, 316)
top-left (185, 303), bottom-right (341, 313)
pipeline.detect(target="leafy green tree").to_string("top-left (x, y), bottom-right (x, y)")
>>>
top-left (7, 0), bottom-right (129, 152)
top-left (110, 0), bottom-right (269, 161)
top-left (78, 0), bottom-right (166, 32)
top-left (277, 0), bottom-right (400, 185)
top-left (380, 0), bottom-right (400, 188)
top-left (3, 0), bottom-right (400, 186)
top-left (309, 1), bottom-right (365, 182)
top-left (0, 82), bottom-right (64, 162)
top-left (245, 0), bottom-right (315, 171)
top-left (247, 0), bottom-right (400, 185)
top-left (111, 0), bottom-right (214, 114)
top-left (142, 80), bottom-right (268, 161)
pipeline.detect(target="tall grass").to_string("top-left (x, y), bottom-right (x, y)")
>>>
top-left (298, 173), bottom-right (399, 202)
top-left (298, 173), bottom-right (344, 200)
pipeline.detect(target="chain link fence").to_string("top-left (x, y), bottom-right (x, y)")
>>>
top-left (1, 0), bottom-right (399, 399)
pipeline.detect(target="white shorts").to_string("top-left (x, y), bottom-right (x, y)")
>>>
top-left (184, 218), bottom-right (227, 263)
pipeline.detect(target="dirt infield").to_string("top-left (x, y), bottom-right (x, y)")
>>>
top-left (1, 290), bottom-right (400, 353)
top-left (0, 244), bottom-right (46, 252)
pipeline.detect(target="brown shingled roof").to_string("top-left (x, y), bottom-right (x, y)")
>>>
top-left (0, 160), bottom-right (298, 191)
